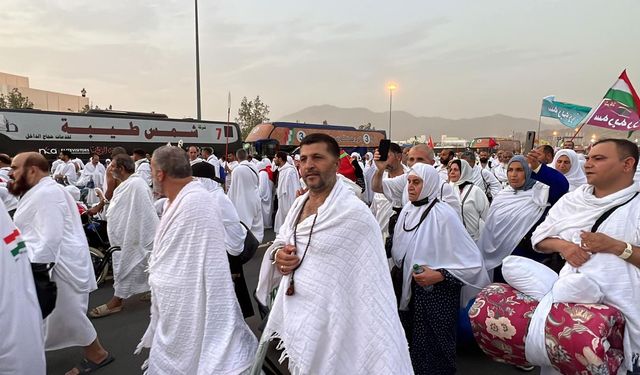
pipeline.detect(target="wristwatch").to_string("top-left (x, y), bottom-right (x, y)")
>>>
top-left (619, 242), bottom-right (633, 260)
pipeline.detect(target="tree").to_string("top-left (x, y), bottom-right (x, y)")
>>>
top-left (0, 88), bottom-right (34, 109)
top-left (358, 122), bottom-right (373, 130)
top-left (235, 95), bottom-right (270, 139)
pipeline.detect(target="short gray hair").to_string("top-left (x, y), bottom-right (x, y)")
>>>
top-left (112, 154), bottom-right (135, 174)
top-left (152, 146), bottom-right (192, 178)
top-left (236, 148), bottom-right (247, 161)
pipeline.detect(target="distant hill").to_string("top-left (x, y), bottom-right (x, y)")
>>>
top-left (279, 105), bottom-right (571, 141)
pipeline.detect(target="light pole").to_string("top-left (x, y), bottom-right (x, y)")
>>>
top-left (387, 82), bottom-right (397, 140)
top-left (194, 0), bottom-right (202, 120)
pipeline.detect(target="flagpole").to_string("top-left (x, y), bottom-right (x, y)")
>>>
top-left (225, 92), bottom-right (231, 158)
top-left (570, 122), bottom-right (586, 142)
top-left (535, 114), bottom-right (542, 147)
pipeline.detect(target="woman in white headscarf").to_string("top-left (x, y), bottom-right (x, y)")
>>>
top-left (448, 159), bottom-right (489, 242)
top-left (478, 155), bottom-right (569, 280)
top-left (552, 149), bottom-right (587, 191)
top-left (392, 163), bottom-right (489, 375)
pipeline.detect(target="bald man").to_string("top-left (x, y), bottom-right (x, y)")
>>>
top-left (8, 153), bottom-right (112, 375)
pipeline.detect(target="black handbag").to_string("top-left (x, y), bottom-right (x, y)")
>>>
top-left (31, 263), bottom-right (57, 319)
top-left (238, 221), bottom-right (259, 264)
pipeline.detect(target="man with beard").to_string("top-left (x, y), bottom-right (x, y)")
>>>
top-left (8, 152), bottom-right (112, 375)
top-left (255, 133), bottom-right (412, 374)
top-left (135, 146), bottom-right (256, 374)
top-left (437, 149), bottom-right (455, 181)
top-left (88, 154), bottom-right (158, 318)
top-left (273, 151), bottom-right (301, 234)
top-left (478, 150), bottom-right (492, 170)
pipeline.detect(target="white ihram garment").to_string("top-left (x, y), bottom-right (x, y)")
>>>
top-left (258, 168), bottom-right (274, 229)
top-left (531, 183), bottom-right (640, 373)
top-left (477, 182), bottom-right (549, 270)
top-left (106, 174), bottom-right (158, 299)
top-left (256, 179), bottom-right (413, 375)
top-left (274, 163), bottom-right (301, 234)
top-left (392, 164), bottom-right (490, 310)
top-left (14, 177), bottom-right (97, 350)
top-left (136, 181), bottom-right (257, 374)
top-left (227, 161), bottom-right (264, 242)
top-left (0, 200), bottom-right (45, 375)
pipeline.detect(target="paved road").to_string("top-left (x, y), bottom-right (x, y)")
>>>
top-left (47, 229), bottom-right (538, 374)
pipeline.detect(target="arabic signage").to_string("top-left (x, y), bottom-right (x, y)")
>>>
top-left (0, 111), bottom-right (238, 143)
top-left (586, 99), bottom-right (640, 131)
top-left (540, 97), bottom-right (592, 129)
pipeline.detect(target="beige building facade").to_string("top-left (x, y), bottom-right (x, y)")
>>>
top-left (0, 71), bottom-right (89, 112)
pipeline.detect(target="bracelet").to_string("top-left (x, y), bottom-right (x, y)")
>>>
top-left (270, 247), bottom-right (283, 264)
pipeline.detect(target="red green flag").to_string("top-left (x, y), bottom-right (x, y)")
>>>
top-left (586, 70), bottom-right (640, 136)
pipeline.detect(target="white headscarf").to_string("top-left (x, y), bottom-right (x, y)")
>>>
top-left (392, 163), bottom-right (490, 310)
top-left (449, 159), bottom-right (474, 186)
top-left (552, 149), bottom-right (587, 192)
top-left (286, 155), bottom-right (295, 166)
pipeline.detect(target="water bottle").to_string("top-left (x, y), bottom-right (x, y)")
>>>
top-left (412, 264), bottom-right (433, 292)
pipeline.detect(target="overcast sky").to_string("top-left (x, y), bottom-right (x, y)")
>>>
top-left (2, 0), bottom-right (639, 121)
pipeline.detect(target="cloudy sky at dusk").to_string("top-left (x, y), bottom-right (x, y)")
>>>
top-left (2, 0), bottom-right (639, 121)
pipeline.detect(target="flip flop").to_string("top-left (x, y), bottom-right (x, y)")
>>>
top-left (72, 353), bottom-right (115, 374)
top-left (88, 304), bottom-right (122, 318)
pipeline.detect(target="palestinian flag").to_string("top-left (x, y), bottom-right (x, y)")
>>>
top-left (586, 70), bottom-right (640, 136)
top-left (3, 229), bottom-right (26, 260)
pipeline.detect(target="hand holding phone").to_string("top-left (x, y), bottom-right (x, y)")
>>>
top-left (378, 139), bottom-right (391, 161)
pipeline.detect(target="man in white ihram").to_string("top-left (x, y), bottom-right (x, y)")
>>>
top-left (256, 133), bottom-right (412, 374)
top-left (227, 148), bottom-right (264, 242)
top-left (533, 139), bottom-right (640, 374)
top-left (136, 146), bottom-right (256, 374)
top-left (273, 150), bottom-right (301, 234)
top-left (89, 154), bottom-right (158, 318)
top-left (0, 199), bottom-right (45, 375)
top-left (8, 152), bottom-right (112, 375)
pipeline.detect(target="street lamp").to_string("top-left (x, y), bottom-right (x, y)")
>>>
top-left (386, 82), bottom-right (397, 140)
top-left (81, 88), bottom-right (86, 97)
top-left (194, 0), bottom-right (202, 120)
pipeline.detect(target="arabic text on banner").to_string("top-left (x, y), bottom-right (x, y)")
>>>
top-left (540, 97), bottom-right (591, 129)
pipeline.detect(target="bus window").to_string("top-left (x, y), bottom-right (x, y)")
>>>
top-left (253, 139), bottom-right (279, 158)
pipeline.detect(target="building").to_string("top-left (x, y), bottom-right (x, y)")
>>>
top-left (0, 72), bottom-right (89, 112)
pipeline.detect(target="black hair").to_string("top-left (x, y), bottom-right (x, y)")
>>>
top-left (299, 133), bottom-right (340, 158)
top-left (593, 138), bottom-right (639, 170)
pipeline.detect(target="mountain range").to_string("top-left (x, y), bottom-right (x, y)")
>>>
top-left (278, 104), bottom-right (590, 142)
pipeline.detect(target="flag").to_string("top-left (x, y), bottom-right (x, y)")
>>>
top-left (540, 95), bottom-right (592, 129)
top-left (585, 70), bottom-right (640, 132)
top-left (488, 138), bottom-right (498, 148)
top-left (3, 228), bottom-right (26, 259)
top-left (427, 135), bottom-right (435, 149)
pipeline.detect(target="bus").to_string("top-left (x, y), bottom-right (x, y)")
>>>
top-left (469, 137), bottom-right (522, 153)
top-left (0, 109), bottom-right (241, 160)
top-left (244, 122), bottom-right (386, 157)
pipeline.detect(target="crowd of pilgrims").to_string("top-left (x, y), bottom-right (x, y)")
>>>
top-left (1, 133), bottom-right (640, 375)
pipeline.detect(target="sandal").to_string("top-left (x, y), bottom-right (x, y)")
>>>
top-left (88, 304), bottom-right (122, 318)
top-left (70, 353), bottom-right (114, 374)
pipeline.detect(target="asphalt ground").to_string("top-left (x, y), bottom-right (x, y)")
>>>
top-left (46, 229), bottom-right (538, 375)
